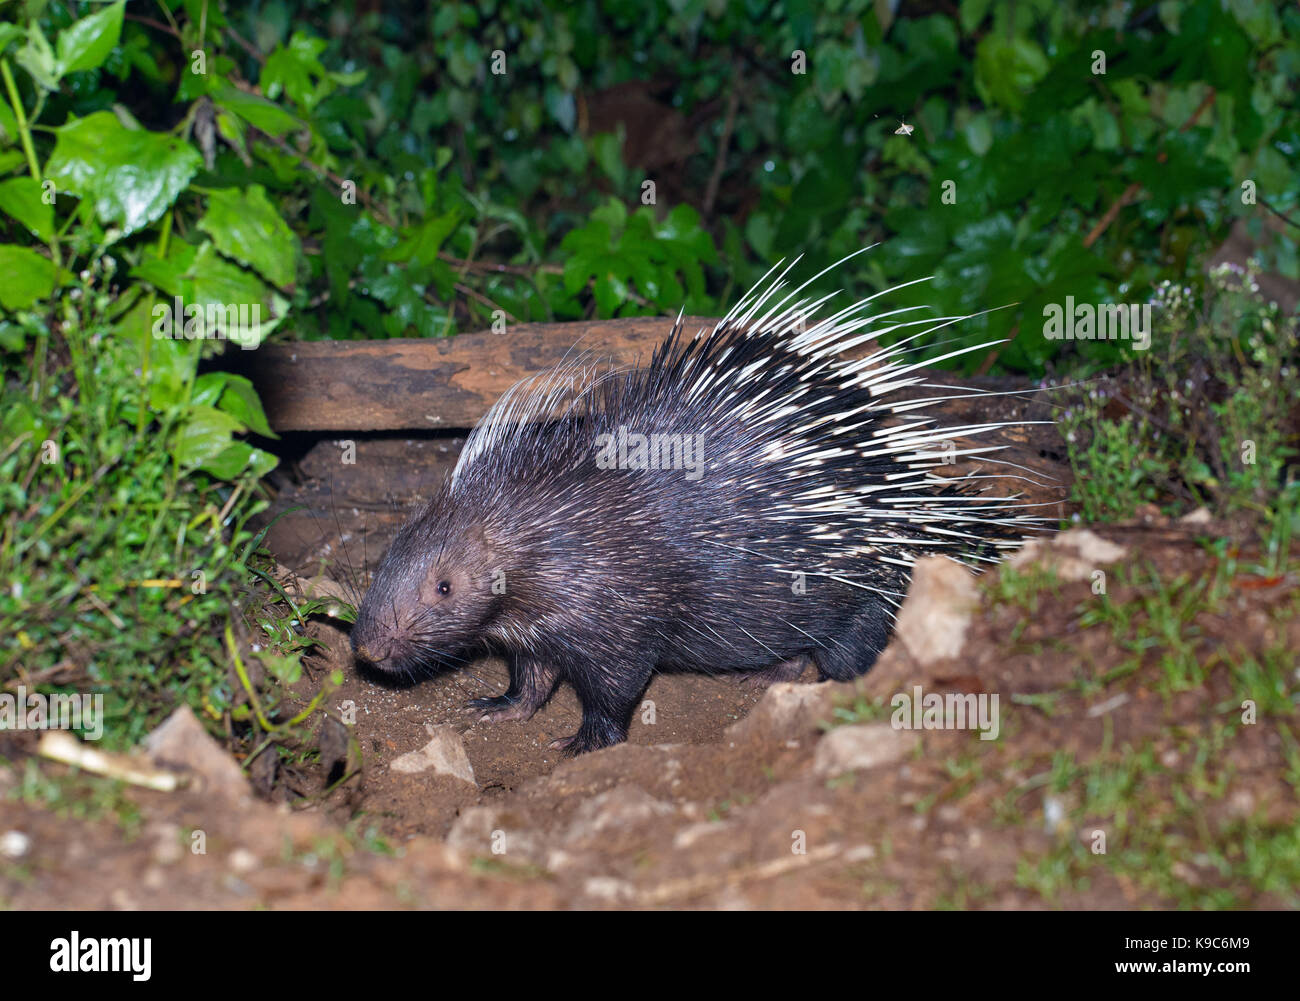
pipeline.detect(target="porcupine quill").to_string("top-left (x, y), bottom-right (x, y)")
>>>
top-left (350, 249), bottom-right (1055, 753)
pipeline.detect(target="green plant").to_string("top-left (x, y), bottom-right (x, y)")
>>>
top-left (1060, 264), bottom-right (1299, 550)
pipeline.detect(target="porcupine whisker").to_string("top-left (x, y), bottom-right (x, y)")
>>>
top-left (325, 474), bottom-right (367, 606)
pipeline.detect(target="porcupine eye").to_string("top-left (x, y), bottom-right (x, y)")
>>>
top-left (436, 580), bottom-right (452, 596)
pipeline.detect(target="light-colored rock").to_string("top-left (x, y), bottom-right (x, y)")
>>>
top-left (583, 877), bottom-right (638, 904)
top-left (390, 724), bottom-right (476, 785)
top-left (565, 786), bottom-right (673, 845)
top-left (150, 822), bottom-right (183, 865)
top-left (672, 821), bottom-right (731, 851)
top-left (0, 830), bottom-right (30, 859)
top-left (445, 806), bottom-right (545, 863)
top-left (894, 556), bottom-right (980, 665)
top-left (726, 681), bottom-right (835, 741)
top-left (813, 723), bottom-right (916, 777)
top-left (144, 705), bottom-right (249, 800)
top-left (1008, 527), bottom-right (1127, 580)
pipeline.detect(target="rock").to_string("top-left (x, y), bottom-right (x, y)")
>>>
top-left (894, 556), bottom-right (980, 665)
top-left (813, 724), bottom-right (915, 778)
top-left (1180, 507), bottom-right (1212, 524)
top-left (149, 822), bottom-right (183, 865)
top-left (0, 830), bottom-right (30, 859)
top-left (672, 821), bottom-right (731, 851)
top-left (564, 786), bottom-right (673, 845)
top-left (144, 705), bottom-right (250, 800)
top-left (726, 681), bottom-right (836, 742)
top-left (1007, 527), bottom-right (1127, 581)
top-left (390, 724), bottom-right (476, 786)
top-left (582, 877), bottom-right (638, 904)
top-left (445, 806), bottom-right (545, 863)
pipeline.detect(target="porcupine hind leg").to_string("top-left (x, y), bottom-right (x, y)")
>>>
top-left (744, 654), bottom-right (813, 687)
top-left (467, 655), bottom-right (559, 723)
top-left (813, 600), bottom-right (893, 682)
top-left (552, 656), bottom-right (653, 754)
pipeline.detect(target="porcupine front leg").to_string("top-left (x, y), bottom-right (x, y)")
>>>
top-left (552, 655), bottom-right (653, 754)
top-left (467, 654), bottom-right (559, 723)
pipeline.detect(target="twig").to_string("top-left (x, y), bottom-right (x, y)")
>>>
top-left (639, 843), bottom-right (844, 905)
top-left (703, 73), bottom-right (741, 219)
top-left (454, 281), bottom-right (518, 322)
top-left (1084, 87), bottom-right (1216, 250)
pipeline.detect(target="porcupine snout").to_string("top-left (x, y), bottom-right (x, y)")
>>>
top-left (350, 559), bottom-right (428, 674)
top-left (350, 607), bottom-right (410, 673)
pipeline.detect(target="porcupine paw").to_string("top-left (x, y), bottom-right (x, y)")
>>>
top-left (466, 695), bottom-right (535, 724)
top-left (550, 720), bottom-right (625, 754)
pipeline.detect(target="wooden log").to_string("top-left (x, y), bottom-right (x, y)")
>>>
top-left (240, 316), bottom-right (719, 433)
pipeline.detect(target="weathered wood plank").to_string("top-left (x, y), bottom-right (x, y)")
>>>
top-left (240, 316), bottom-right (719, 432)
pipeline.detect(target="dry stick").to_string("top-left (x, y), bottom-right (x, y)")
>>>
top-left (441, 255), bottom-right (562, 277)
top-left (703, 76), bottom-right (741, 219)
top-left (1260, 197), bottom-right (1300, 232)
top-left (975, 87), bottom-right (1218, 375)
top-left (640, 842), bottom-right (845, 905)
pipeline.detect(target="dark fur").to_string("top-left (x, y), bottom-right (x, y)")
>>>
top-left (351, 319), bottom-right (1017, 752)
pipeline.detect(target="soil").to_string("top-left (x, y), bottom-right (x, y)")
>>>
top-left (3, 377), bottom-right (1296, 910)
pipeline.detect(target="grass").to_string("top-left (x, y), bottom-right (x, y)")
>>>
top-left (1013, 723), bottom-right (1300, 909)
top-left (1059, 263), bottom-right (1299, 558)
top-left (981, 550), bottom-right (1300, 908)
top-left (0, 257), bottom-right (347, 783)
top-left (7, 757), bottom-right (144, 839)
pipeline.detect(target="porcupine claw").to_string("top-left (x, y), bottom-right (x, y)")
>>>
top-left (466, 694), bottom-right (535, 723)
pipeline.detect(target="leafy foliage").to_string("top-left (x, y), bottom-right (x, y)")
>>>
top-left (1060, 264), bottom-right (1299, 568)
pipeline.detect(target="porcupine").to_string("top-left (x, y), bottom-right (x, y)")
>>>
top-left (350, 252), bottom-right (1050, 753)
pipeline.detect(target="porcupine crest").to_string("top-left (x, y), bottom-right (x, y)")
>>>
top-left (351, 249), bottom-right (1053, 752)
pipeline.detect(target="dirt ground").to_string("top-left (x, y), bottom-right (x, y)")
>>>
top-left (3, 379), bottom-right (1296, 910)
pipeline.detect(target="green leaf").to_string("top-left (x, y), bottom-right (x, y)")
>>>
top-left (959, 0), bottom-right (994, 32)
top-left (191, 372), bottom-right (231, 408)
top-left (261, 30), bottom-right (329, 111)
top-left (0, 244), bottom-right (57, 310)
top-left (199, 441), bottom-right (278, 480)
top-left (0, 320), bottom-right (24, 351)
top-left (45, 112), bottom-right (202, 238)
top-left (15, 27), bottom-right (60, 91)
top-left (185, 243), bottom-right (282, 348)
top-left (383, 210), bottom-right (460, 269)
top-left (213, 82), bottom-right (304, 138)
top-left (186, 242), bottom-right (271, 310)
top-left (55, 0), bottom-right (125, 76)
top-left (174, 405), bottom-right (245, 469)
top-left (0, 24), bottom-right (25, 57)
top-left (129, 243), bottom-right (199, 299)
top-left (217, 374), bottom-right (277, 439)
top-left (974, 34), bottom-right (1049, 113)
top-left (0, 177), bottom-right (54, 241)
top-left (197, 185), bottom-right (300, 289)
